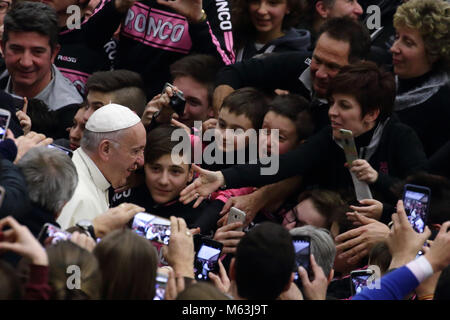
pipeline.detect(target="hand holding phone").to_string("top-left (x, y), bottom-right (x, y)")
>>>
top-left (194, 238), bottom-right (223, 281)
top-left (0, 108), bottom-right (11, 141)
top-left (227, 207), bottom-right (246, 231)
top-left (292, 235), bottom-right (311, 288)
top-left (350, 269), bottom-right (375, 296)
top-left (38, 223), bottom-right (72, 246)
top-left (131, 212), bottom-right (171, 245)
top-left (162, 82), bottom-right (185, 116)
top-left (154, 271), bottom-right (169, 300)
top-left (402, 184), bottom-right (430, 234)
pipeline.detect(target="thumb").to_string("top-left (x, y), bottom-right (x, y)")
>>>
top-left (420, 226), bottom-right (432, 242)
top-left (23, 97), bottom-right (28, 114)
top-left (297, 266), bottom-right (309, 285)
top-left (220, 199), bottom-right (233, 216)
top-left (191, 163), bottom-right (204, 175)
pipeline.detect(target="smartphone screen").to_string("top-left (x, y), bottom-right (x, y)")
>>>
top-left (350, 270), bottom-right (374, 295)
top-left (292, 236), bottom-right (311, 287)
top-left (38, 223), bottom-right (72, 246)
top-left (131, 212), bottom-right (171, 245)
top-left (194, 241), bottom-right (223, 281)
top-left (153, 272), bottom-right (169, 300)
top-left (0, 112), bottom-right (10, 141)
top-left (403, 185), bottom-right (430, 234)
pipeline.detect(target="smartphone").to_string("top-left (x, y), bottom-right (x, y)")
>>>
top-left (350, 269), bottom-right (375, 296)
top-left (38, 223), bottom-right (72, 246)
top-left (162, 82), bottom-right (185, 116)
top-left (131, 212), bottom-right (171, 245)
top-left (292, 235), bottom-right (311, 288)
top-left (194, 238), bottom-right (223, 281)
top-left (339, 129), bottom-right (373, 201)
top-left (0, 108), bottom-right (11, 141)
top-left (153, 272), bottom-right (169, 300)
top-left (48, 143), bottom-right (74, 158)
top-left (227, 207), bottom-right (246, 231)
top-left (402, 184), bottom-right (430, 234)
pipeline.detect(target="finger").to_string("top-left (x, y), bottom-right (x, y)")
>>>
top-left (193, 196), bottom-right (205, 208)
top-left (0, 216), bottom-right (20, 232)
top-left (177, 217), bottom-right (187, 233)
top-left (220, 239), bottom-right (242, 247)
top-left (354, 212), bottom-right (376, 225)
top-left (297, 266), bottom-right (310, 286)
top-left (220, 199), bottom-right (234, 216)
top-left (341, 243), bottom-right (367, 261)
top-left (219, 222), bottom-right (244, 233)
top-left (335, 228), bottom-right (363, 243)
top-left (336, 236), bottom-right (363, 253)
top-left (310, 254), bottom-right (322, 276)
top-left (420, 226), bottom-right (432, 243)
top-left (170, 216), bottom-right (179, 234)
top-left (190, 227), bottom-right (201, 236)
top-left (179, 182), bottom-right (197, 200)
top-left (347, 247), bottom-right (369, 265)
top-left (23, 97), bottom-right (28, 114)
top-left (217, 214), bottom-right (228, 227)
top-left (395, 200), bottom-right (410, 227)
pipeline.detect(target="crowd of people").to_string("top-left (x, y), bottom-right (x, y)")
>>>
top-left (0, 0), bottom-right (449, 301)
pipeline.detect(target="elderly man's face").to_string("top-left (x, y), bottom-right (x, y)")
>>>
top-left (2, 31), bottom-right (58, 96)
top-left (107, 122), bottom-right (146, 188)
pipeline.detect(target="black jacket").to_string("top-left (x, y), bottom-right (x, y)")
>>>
top-left (116, 0), bottom-right (235, 98)
top-left (110, 184), bottom-right (221, 235)
top-left (0, 158), bottom-right (31, 220)
top-left (222, 116), bottom-right (428, 203)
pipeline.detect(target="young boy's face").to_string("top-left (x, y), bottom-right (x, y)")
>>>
top-left (215, 107), bottom-right (254, 152)
top-left (144, 154), bottom-right (193, 204)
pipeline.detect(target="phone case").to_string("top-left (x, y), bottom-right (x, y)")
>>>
top-left (227, 207), bottom-right (246, 231)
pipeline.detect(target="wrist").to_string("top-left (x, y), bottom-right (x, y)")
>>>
top-left (31, 248), bottom-right (49, 266)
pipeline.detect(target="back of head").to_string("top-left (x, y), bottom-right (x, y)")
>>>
top-left (93, 229), bottom-right (158, 299)
top-left (47, 241), bottom-right (101, 300)
top-left (221, 87), bottom-right (270, 129)
top-left (328, 61), bottom-right (396, 122)
top-left (3, 1), bottom-right (58, 51)
top-left (0, 260), bottom-right (23, 299)
top-left (17, 146), bottom-right (78, 215)
top-left (176, 282), bottom-right (231, 300)
top-left (235, 222), bottom-right (294, 300)
top-left (318, 17), bottom-right (370, 63)
top-left (86, 70), bottom-right (147, 117)
top-left (170, 54), bottom-right (222, 108)
top-left (289, 225), bottom-right (336, 278)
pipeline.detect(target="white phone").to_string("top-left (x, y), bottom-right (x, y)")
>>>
top-left (0, 108), bottom-right (11, 141)
top-left (227, 207), bottom-right (246, 231)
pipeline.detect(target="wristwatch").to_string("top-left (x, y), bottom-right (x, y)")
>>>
top-left (76, 220), bottom-right (96, 239)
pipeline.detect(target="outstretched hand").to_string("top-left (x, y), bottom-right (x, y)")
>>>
top-left (179, 164), bottom-right (225, 205)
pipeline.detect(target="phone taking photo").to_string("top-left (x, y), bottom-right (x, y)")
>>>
top-left (162, 82), bottom-right (185, 116)
top-left (402, 184), bottom-right (430, 234)
top-left (38, 223), bottom-right (72, 246)
top-left (153, 272), bottom-right (169, 300)
top-left (350, 269), bottom-right (375, 296)
top-left (292, 235), bottom-right (311, 288)
top-left (0, 108), bottom-right (11, 141)
top-left (131, 212), bottom-right (171, 245)
top-left (227, 207), bottom-right (246, 231)
top-left (194, 238), bottom-right (223, 281)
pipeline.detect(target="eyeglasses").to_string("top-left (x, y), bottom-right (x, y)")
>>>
top-left (0, 1), bottom-right (10, 13)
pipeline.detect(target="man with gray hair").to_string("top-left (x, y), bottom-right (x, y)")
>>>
top-left (290, 225), bottom-right (336, 299)
top-left (57, 103), bottom-right (146, 229)
top-left (16, 146), bottom-right (78, 237)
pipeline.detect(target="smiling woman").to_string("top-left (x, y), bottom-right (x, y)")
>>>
top-left (231, 0), bottom-right (310, 61)
top-left (390, 0), bottom-right (450, 157)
